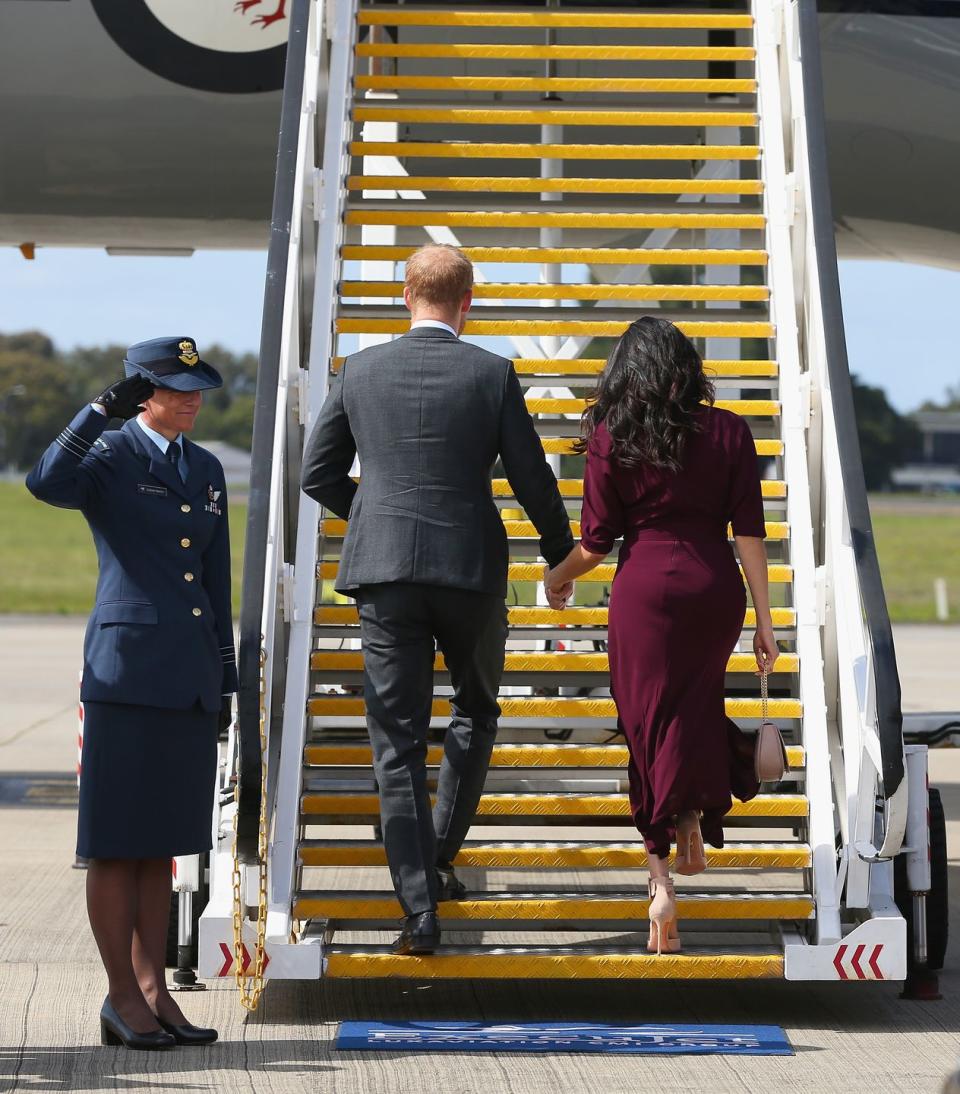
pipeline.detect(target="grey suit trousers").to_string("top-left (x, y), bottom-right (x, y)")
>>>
top-left (355, 582), bottom-right (508, 915)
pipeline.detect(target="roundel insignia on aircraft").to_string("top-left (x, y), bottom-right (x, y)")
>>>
top-left (90, 0), bottom-right (288, 94)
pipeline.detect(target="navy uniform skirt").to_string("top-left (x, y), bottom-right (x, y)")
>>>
top-left (77, 700), bottom-right (218, 859)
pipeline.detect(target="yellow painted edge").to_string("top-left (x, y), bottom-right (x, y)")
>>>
top-left (355, 44), bottom-right (757, 60)
top-left (296, 896), bottom-right (812, 920)
top-left (346, 210), bottom-right (767, 228)
top-left (320, 518), bottom-right (789, 539)
top-left (307, 697), bottom-right (803, 719)
top-left (303, 743), bottom-right (806, 769)
top-left (358, 11), bottom-right (754, 29)
top-left (318, 560), bottom-right (793, 582)
top-left (353, 107), bottom-right (758, 127)
top-left (340, 247), bottom-right (769, 265)
top-left (314, 605), bottom-right (797, 627)
top-left (299, 844), bottom-right (811, 869)
top-left (342, 282), bottom-right (770, 303)
top-left (336, 319), bottom-right (774, 337)
top-left (350, 141), bottom-right (761, 161)
top-left (522, 398), bottom-right (778, 414)
top-left (302, 793), bottom-right (808, 818)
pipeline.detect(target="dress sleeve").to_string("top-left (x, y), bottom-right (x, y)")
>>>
top-left (728, 419), bottom-right (766, 537)
top-left (579, 433), bottom-right (625, 555)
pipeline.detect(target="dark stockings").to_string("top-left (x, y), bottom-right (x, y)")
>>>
top-left (86, 857), bottom-right (187, 1032)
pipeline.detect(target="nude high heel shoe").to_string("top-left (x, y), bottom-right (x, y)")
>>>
top-left (674, 813), bottom-right (707, 876)
top-left (646, 877), bottom-right (681, 955)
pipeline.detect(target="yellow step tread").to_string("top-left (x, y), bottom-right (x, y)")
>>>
top-left (358, 11), bottom-right (754, 29)
top-left (320, 518), bottom-right (789, 540)
top-left (336, 319), bottom-right (774, 338)
top-left (323, 951), bottom-right (783, 980)
top-left (319, 560), bottom-right (793, 582)
top-left (301, 792), bottom-right (808, 818)
top-left (346, 210), bottom-right (766, 229)
top-left (353, 74), bottom-right (758, 93)
top-left (307, 697), bottom-right (802, 720)
top-left (298, 840), bottom-right (811, 870)
top-left (355, 44), bottom-right (756, 62)
top-left (342, 282), bottom-right (770, 303)
top-left (354, 107), bottom-right (758, 128)
top-left (302, 742), bottom-right (805, 768)
top-left (540, 437), bottom-right (783, 456)
top-left (294, 893), bottom-right (813, 921)
top-left (347, 175), bottom-right (763, 195)
top-left (351, 141), bottom-right (760, 161)
top-left (315, 605), bottom-right (797, 628)
top-left (491, 479), bottom-right (787, 498)
top-left (523, 397), bottom-right (777, 414)
top-left (310, 651), bottom-right (799, 676)
top-left (340, 246), bottom-right (768, 265)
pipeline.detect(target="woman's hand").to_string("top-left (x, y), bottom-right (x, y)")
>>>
top-left (543, 565), bottom-right (573, 611)
top-left (753, 625), bottom-right (779, 675)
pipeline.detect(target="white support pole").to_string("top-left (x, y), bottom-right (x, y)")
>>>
top-left (265, 0), bottom-right (359, 944)
top-left (754, 0), bottom-right (840, 943)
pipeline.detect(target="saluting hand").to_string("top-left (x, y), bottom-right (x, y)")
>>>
top-left (94, 375), bottom-right (155, 420)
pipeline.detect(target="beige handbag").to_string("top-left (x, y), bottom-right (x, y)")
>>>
top-left (755, 665), bottom-right (789, 782)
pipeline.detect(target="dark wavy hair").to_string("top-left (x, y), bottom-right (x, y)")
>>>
top-left (574, 316), bottom-right (715, 472)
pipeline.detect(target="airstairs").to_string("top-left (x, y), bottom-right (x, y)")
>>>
top-left (198, 0), bottom-right (936, 990)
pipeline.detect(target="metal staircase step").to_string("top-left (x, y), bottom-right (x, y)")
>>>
top-left (354, 106), bottom-right (758, 128)
top-left (346, 209), bottom-right (766, 231)
top-left (307, 696), bottom-right (803, 721)
top-left (320, 947), bottom-right (784, 981)
top-left (488, 479), bottom-right (788, 498)
top-left (358, 10), bottom-right (755, 30)
top-left (302, 742), bottom-right (805, 769)
top-left (347, 175), bottom-right (763, 194)
top-left (301, 791), bottom-right (809, 820)
top-left (540, 437), bottom-right (785, 457)
top-left (294, 890), bottom-right (814, 923)
top-left (309, 650), bottom-right (800, 677)
top-left (314, 605), bottom-right (798, 628)
top-left (317, 561), bottom-right (793, 583)
top-left (340, 246), bottom-right (769, 266)
top-left (354, 44), bottom-right (757, 63)
top-left (320, 518), bottom-right (790, 540)
top-left (335, 318), bottom-right (774, 339)
top-left (298, 838), bottom-right (811, 870)
top-left (350, 140), bottom-right (760, 162)
top-left (342, 281), bottom-right (770, 303)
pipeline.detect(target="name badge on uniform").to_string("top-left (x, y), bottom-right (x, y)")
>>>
top-left (138, 483), bottom-right (167, 497)
top-left (204, 484), bottom-right (222, 516)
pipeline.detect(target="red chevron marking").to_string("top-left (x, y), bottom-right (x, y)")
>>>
top-left (833, 944), bottom-right (848, 980)
top-left (851, 944), bottom-right (866, 979)
top-left (868, 945), bottom-right (883, 979)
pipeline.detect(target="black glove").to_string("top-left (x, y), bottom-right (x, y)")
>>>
top-left (218, 697), bottom-right (233, 739)
top-left (93, 375), bottom-right (154, 420)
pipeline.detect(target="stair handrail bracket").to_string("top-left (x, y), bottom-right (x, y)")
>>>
top-left (266, 0), bottom-right (360, 947)
top-left (776, 1), bottom-right (908, 897)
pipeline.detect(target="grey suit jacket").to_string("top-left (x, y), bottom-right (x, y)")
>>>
top-left (301, 326), bottom-right (574, 597)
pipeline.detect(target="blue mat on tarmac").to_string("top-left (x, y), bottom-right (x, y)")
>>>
top-left (337, 1021), bottom-right (794, 1055)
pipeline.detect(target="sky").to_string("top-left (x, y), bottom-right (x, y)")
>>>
top-left (0, 246), bottom-right (956, 414)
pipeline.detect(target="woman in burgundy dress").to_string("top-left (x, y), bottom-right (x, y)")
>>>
top-left (544, 316), bottom-right (780, 955)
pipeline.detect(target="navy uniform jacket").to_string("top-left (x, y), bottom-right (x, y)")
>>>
top-left (26, 405), bottom-right (238, 711)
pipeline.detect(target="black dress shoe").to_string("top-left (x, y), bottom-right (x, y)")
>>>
top-left (392, 911), bottom-right (440, 955)
top-left (99, 998), bottom-right (176, 1050)
top-left (436, 863), bottom-right (467, 902)
top-left (157, 1018), bottom-right (218, 1046)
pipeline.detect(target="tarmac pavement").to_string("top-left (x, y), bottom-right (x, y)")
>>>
top-left (1, 616), bottom-right (959, 1093)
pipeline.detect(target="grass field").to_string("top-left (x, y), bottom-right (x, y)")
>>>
top-left (1, 482), bottom-right (957, 622)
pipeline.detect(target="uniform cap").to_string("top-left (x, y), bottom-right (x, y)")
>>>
top-left (123, 337), bottom-right (223, 392)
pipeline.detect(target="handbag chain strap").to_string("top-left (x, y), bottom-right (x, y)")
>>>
top-left (760, 656), bottom-right (769, 722)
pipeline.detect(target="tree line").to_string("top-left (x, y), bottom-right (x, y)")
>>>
top-left (0, 331), bottom-right (256, 469)
top-left (0, 329), bottom-right (931, 488)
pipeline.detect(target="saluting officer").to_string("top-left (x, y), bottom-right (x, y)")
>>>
top-left (26, 337), bottom-right (235, 1051)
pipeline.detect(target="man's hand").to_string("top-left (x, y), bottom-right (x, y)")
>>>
top-left (543, 565), bottom-right (573, 611)
top-left (93, 375), bottom-right (154, 420)
top-left (218, 696), bottom-right (233, 739)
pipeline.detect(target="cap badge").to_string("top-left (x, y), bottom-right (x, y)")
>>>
top-left (178, 340), bottom-right (199, 366)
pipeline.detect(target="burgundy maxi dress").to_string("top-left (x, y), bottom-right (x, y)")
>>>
top-left (579, 406), bottom-right (766, 859)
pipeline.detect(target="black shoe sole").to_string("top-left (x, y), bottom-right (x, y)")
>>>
top-left (392, 936), bottom-right (440, 956)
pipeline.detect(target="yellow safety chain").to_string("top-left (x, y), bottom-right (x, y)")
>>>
top-left (230, 647), bottom-right (269, 1011)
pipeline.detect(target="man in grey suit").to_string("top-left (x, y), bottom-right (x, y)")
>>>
top-left (301, 244), bottom-right (574, 954)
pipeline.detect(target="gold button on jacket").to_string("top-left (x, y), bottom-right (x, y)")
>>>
top-left (181, 503), bottom-right (191, 513)
top-left (192, 607), bottom-right (202, 617)
top-left (184, 572), bottom-right (194, 582)
top-left (180, 537), bottom-right (191, 548)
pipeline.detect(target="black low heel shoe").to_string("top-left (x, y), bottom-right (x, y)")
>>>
top-left (99, 998), bottom-right (176, 1050)
top-left (392, 911), bottom-right (440, 955)
top-left (157, 1018), bottom-right (218, 1046)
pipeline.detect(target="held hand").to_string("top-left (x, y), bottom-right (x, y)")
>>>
top-left (93, 375), bottom-right (155, 420)
top-left (753, 626), bottom-right (780, 675)
top-left (543, 565), bottom-right (573, 611)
